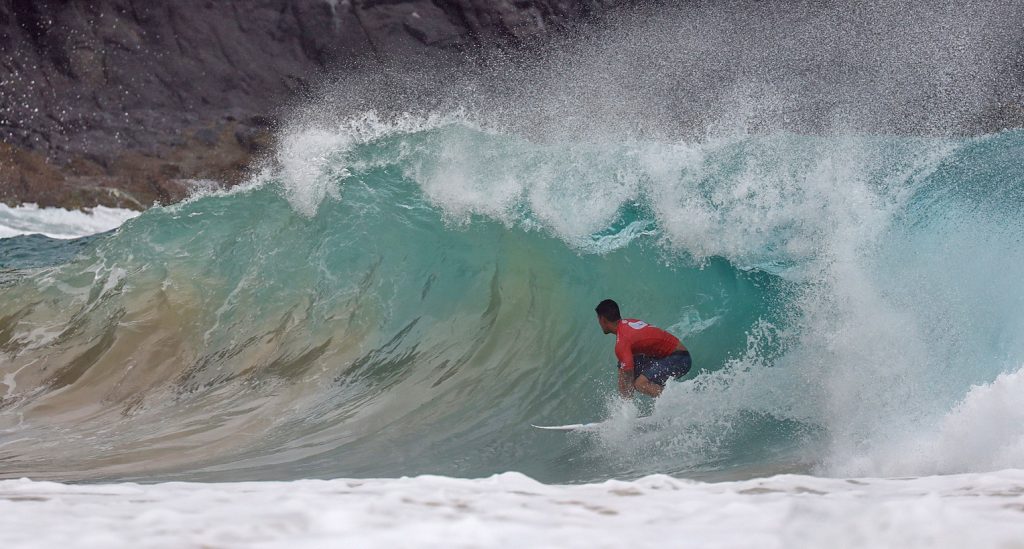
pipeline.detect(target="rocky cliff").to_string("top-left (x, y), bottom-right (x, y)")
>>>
top-left (0, 0), bottom-right (621, 209)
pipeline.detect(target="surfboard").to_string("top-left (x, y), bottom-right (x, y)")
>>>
top-left (532, 415), bottom-right (659, 432)
top-left (531, 422), bottom-right (603, 432)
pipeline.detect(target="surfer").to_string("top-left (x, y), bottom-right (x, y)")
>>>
top-left (595, 299), bottom-right (691, 398)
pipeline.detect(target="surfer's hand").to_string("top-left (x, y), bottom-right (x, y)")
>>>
top-left (617, 369), bottom-right (635, 399)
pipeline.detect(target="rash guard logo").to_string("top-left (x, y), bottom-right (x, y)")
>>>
top-left (627, 320), bottom-right (648, 330)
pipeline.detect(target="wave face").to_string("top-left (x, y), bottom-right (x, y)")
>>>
top-left (1, 118), bottom-right (1022, 483)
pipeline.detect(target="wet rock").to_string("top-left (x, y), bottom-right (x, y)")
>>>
top-left (0, 0), bottom-right (622, 210)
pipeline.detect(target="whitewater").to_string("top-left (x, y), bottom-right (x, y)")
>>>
top-left (0, 203), bottom-right (139, 240)
top-left (2, 0), bottom-right (1024, 546)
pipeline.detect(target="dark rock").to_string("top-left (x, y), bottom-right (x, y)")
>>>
top-left (193, 128), bottom-right (220, 148)
top-left (234, 123), bottom-right (273, 155)
top-left (0, 0), bottom-right (622, 210)
top-left (403, 3), bottom-right (468, 47)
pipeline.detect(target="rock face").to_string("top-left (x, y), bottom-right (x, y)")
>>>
top-left (0, 0), bottom-right (621, 209)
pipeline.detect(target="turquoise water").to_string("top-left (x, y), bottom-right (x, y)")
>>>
top-left (0, 123), bottom-right (1022, 483)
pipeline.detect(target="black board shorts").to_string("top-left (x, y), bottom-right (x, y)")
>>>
top-left (634, 351), bottom-right (692, 385)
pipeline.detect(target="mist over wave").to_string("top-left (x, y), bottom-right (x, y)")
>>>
top-left (1, 0), bottom-right (1023, 483)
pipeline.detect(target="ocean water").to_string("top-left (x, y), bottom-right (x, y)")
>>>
top-left (1, 119), bottom-right (1022, 486)
top-left (1, 121), bottom-right (1023, 547)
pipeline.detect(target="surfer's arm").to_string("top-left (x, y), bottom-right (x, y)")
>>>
top-left (614, 344), bottom-right (636, 398)
top-left (617, 368), bottom-right (635, 398)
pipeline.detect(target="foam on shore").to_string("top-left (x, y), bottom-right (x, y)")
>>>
top-left (1, 471), bottom-right (1022, 548)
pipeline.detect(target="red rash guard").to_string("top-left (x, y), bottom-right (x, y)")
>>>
top-left (614, 319), bottom-right (681, 372)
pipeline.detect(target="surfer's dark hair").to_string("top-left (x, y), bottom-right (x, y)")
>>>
top-left (595, 299), bottom-right (621, 322)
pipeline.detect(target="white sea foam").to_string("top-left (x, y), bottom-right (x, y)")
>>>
top-left (833, 367), bottom-right (1024, 477)
top-left (0, 203), bottom-right (140, 239)
top-left (1, 471), bottom-right (1022, 548)
top-left (275, 111), bottom-right (484, 217)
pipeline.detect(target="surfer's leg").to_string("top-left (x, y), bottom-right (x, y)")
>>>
top-left (633, 374), bottom-right (663, 397)
top-left (667, 350), bottom-right (692, 380)
top-left (640, 351), bottom-right (692, 386)
top-left (633, 354), bottom-right (665, 396)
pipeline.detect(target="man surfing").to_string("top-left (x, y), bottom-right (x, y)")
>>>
top-left (595, 299), bottom-right (692, 398)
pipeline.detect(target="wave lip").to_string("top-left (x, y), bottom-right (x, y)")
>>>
top-left (0, 204), bottom-right (140, 239)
